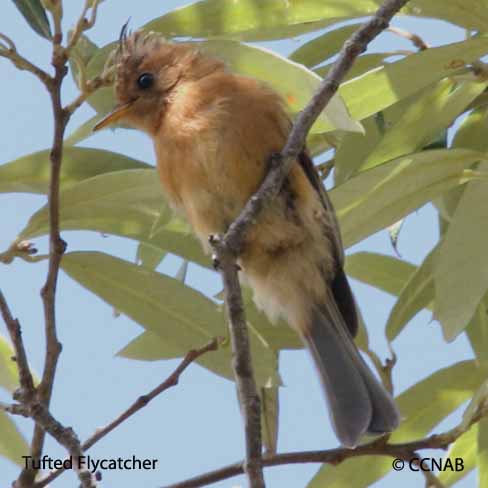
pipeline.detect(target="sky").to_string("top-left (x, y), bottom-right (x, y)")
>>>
top-left (0, 2), bottom-right (478, 487)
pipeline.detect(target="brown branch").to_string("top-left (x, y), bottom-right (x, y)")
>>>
top-left (161, 424), bottom-right (472, 488)
top-left (0, 291), bottom-right (35, 401)
top-left (210, 237), bottom-right (265, 488)
top-left (0, 33), bottom-right (51, 86)
top-left (17, 33), bottom-right (72, 488)
top-left (65, 72), bottom-right (114, 114)
top-left (35, 338), bottom-right (220, 488)
top-left (208, 1), bottom-right (410, 487)
top-left (388, 26), bottom-right (430, 50)
top-left (66, 0), bottom-right (102, 54)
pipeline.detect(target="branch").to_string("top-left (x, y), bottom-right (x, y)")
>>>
top-left (18, 28), bottom-right (72, 488)
top-left (65, 70), bottom-right (114, 114)
top-left (0, 33), bottom-right (51, 86)
top-left (161, 419), bottom-right (478, 488)
top-left (66, 0), bottom-right (102, 54)
top-left (388, 26), bottom-right (430, 50)
top-left (0, 291), bottom-right (35, 401)
top-left (209, 237), bottom-right (265, 488)
top-left (208, 1), bottom-right (410, 487)
top-left (35, 338), bottom-right (220, 488)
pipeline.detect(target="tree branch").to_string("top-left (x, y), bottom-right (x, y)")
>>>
top-left (162, 418), bottom-right (480, 488)
top-left (0, 290), bottom-right (36, 401)
top-left (208, 1), bottom-right (410, 487)
top-left (34, 338), bottom-right (220, 488)
top-left (0, 33), bottom-right (51, 86)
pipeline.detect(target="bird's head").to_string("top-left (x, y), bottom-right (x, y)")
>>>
top-left (94, 26), bottom-right (225, 135)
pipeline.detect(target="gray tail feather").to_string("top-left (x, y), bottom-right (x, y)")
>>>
top-left (302, 302), bottom-right (400, 448)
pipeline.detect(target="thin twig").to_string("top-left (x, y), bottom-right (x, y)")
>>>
top-left (35, 338), bottom-right (220, 488)
top-left (0, 33), bottom-right (51, 86)
top-left (66, 0), bottom-right (102, 54)
top-left (65, 72), bottom-right (114, 114)
top-left (388, 26), bottom-right (430, 50)
top-left (208, 1), bottom-right (410, 487)
top-left (0, 291), bottom-right (35, 400)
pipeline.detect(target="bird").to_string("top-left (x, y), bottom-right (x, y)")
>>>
top-left (93, 28), bottom-right (400, 448)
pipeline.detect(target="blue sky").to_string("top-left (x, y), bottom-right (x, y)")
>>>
top-left (0, 2), bottom-right (477, 487)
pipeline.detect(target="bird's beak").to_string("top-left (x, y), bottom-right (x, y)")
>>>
top-left (93, 101), bottom-right (134, 131)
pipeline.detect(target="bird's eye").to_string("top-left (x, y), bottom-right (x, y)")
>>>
top-left (137, 73), bottom-right (154, 90)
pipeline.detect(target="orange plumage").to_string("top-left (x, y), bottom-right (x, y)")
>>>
top-left (95, 31), bottom-right (399, 447)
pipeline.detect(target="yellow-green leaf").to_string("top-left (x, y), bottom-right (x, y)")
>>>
top-left (438, 426), bottom-right (477, 486)
top-left (0, 335), bottom-right (19, 392)
top-left (142, 0), bottom-right (380, 41)
top-left (0, 147), bottom-right (150, 195)
top-left (345, 252), bottom-right (416, 297)
top-left (0, 412), bottom-right (28, 467)
top-left (261, 385), bottom-right (279, 454)
top-left (360, 79), bottom-right (488, 170)
top-left (18, 168), bottom-right (208, 267)
top-left (331, 149), bottom-right (484, 248)
top-left (434, 161), bottom-right (488, 341)
top-left (479, 419), bottom-right (488, 488)
top-left (339, 36), bottom-right (488, 123)
top-left (385, 246), bottom-right (437, 341)
top-left (64, 252), bottom-right (279, 386)
top-left (453, 105), bottom-right (488, 152)
top-left (289, 23), bottom-right (361, 67)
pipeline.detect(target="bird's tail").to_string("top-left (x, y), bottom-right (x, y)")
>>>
top-left (302, 299), bottom-right (400, 448)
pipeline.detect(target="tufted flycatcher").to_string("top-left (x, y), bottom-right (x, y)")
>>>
top-left (94, 29), bottom-right (400, 448)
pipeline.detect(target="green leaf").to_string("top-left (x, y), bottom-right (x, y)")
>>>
top-left (438, 426), bottom-right (477, 486)
top-left (69, 33), bottom-right (99, 87)
top-left (334, 115), bottom-right (383, 185)
top-left (0, 335), bottom-right (19, 392)
top-left (331, 149), bottom-right (484, 248)
top-left (360, 79), bottom-right (488, 170)
top-left (466, 299), bottom-right (488, 363)
top-left (462, 381), bottom-right (488, 430)
top-left (0, 412), bottom-right (28, 467)
top-left (64, 252), bottom-right (279, 386)
top-left (12, 0), bottom-right (51, 39)
top-left (309, 360), bottom-right (486, 487)
top-left (18, 169), bottom-right (209, 268)
top-left (453, 105), bottom-right (488, 152)
top-left (261, 385), bottom-right (279, 454)
top-left (339, 36), bottom-right (488, 123)
top-left (289, 23), bottom-right (361, 67)
top-left (0, 147), bottom-right (150, 195)
top-left (135, 243), bottom-right (166, 270)
top-left (142, 1), bottom-right (488, 41)
top-left (434, 161), bottom-right (488, 341)
top-left (315, 52), bottom-right (392, 81)
top-left (83, 42), bottom-right (118, 115)
top-left (345, 252), bottom-right (416, 297)
top-left (142, 0), bottom-right (380, 41)
top-left (195, 40), bottom-right (362, 134)
top-left (403, 0), bottom-right (488, 32)
top-left (479, 419), bottom-right (488, 488)
top-left (385, 246), bottom-right (437, 342)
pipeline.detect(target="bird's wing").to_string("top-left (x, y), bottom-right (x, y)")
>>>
top-left (297, 150), bottom-right (345, 266)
